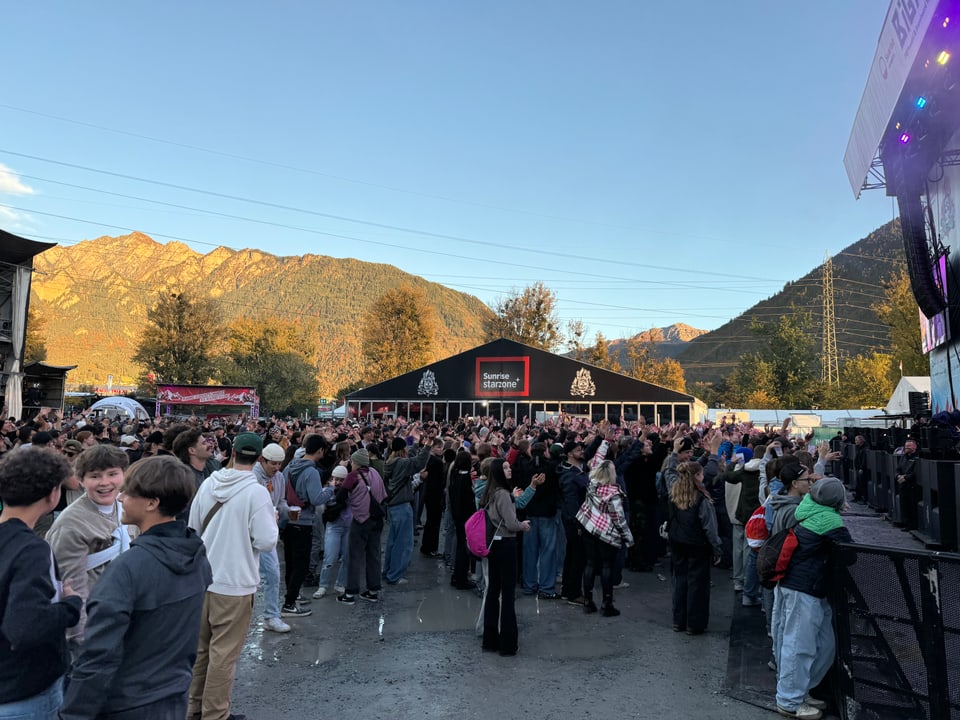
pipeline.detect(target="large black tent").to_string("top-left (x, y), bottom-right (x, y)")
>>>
top-left (347, 338), bottom-right (702, 424)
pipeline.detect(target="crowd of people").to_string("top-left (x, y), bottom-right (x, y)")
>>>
top-left (0, 406), bottom-right (857, 720)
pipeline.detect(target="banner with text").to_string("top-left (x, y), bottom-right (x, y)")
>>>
top-left (475, 356), bottom-right (530, 397)
top-left (157, 385), bottom-right (257, 406)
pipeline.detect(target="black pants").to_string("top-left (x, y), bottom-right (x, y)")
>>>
top-left (483, 536), bottom-right (518, 653)
top-left (346, 517), bottom-right (384, 595)
top-left (95, 694), bottom-right (187, 720)
top-left (582, 532), bottom-right (617, 603)
top-left (420, 491), bottom-right (444, 554)
top-left (282, 524), bottom-right (313, 605)
top-left (560, 519), bottom-right (586, 599)
top-left (452, 520), bottom-right (471, 585)
top-left (670, 542), bottom-right (712, 632)
top-left (715, 503), bottom-right (733, 568)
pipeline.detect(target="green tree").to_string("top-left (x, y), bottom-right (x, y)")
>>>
top-left (720, 353), bottom-right (778, 407)
top-left (133, 291), bottom-right (220, 385)
top-left (484, 282), bottom-right (561, 351)
top-left (874, 266), bottom-right (927, 376)
top-left (589, 332), bottom-right (621, 372)
top-left (566, 319), bottom-right (589, 362)
top-left (362, 285), bottom-right (438, 384)
top-left (624, 330), bottom-right (686, 392)
top-left (754, 312), bottom-right (817, 407)
top-left (23, 306), bottom-right (47, 363)
top-left (220, 318), bottom-right (319, 414)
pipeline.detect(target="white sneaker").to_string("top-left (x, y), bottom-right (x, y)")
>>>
top-left (264, 617), bottom-right (291, 633)
top-left (776, 702), bottom-right (822, 720)
top-left (312, 587), bottom-right (327, 599)
top-left (613, 581), bottom-right (630, 589)
top-left (334, 585), bottom-right (345, 594)
top-left (804, 696), bottom-right (827, 710)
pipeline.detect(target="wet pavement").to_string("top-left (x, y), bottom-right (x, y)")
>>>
top-left (229, 499), bottom-right (924, 720)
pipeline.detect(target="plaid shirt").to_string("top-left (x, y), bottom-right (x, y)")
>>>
top-left (576, 481), bottom-right (634, 548)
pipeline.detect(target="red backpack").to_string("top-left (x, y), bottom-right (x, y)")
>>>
top-left (757, 527), bottom-right (799, 589)
top-left (745, 505), bottom-right (769, 549)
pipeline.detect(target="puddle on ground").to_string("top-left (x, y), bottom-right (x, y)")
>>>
top-left (384, 586), bottom-right (482, 633)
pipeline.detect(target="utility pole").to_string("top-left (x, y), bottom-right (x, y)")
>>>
top-left (822, 253), bottom-right (839, 386)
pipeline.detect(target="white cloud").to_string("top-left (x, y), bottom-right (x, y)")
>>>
top-left (0, 164), bottom-right (35, 195)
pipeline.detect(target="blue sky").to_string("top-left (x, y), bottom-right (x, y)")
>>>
top-left (1, 1), bottom-right (896, 343)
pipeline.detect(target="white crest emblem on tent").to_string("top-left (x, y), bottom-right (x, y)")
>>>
top-left (418, 370), bottom-right (439, 397)
top-left (570, 368), bottom-right (596, 397)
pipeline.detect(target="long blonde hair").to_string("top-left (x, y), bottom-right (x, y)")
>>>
top-left (589, 459), bottom-right (616, 486)
top-left (669, 461), bottom-right (703, 511)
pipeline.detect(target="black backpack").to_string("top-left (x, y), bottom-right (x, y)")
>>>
top-left (757, 527), bottom-right (799, 589)
top-left (361, 470), bottom-right (385, 523)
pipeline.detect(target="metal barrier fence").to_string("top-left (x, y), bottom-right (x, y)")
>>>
top-left (831, 542), bottom-right (960, 719)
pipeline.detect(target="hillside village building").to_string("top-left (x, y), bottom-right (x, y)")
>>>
top-left (347, 338), bottom-right (705, 425)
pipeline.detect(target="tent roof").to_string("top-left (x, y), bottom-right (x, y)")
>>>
top-left (348, 338), bottom-right (695, 403)
top-left (885, 376), bottom-right (931, 416)
top-left (0, 229), bottom-right (55, 266)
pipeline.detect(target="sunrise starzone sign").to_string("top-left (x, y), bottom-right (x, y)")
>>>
top-left (475, 356), bottom-right (530, 397)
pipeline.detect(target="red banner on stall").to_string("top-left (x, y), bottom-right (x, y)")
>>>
top-left (156, 385), bottom-right (257, 406)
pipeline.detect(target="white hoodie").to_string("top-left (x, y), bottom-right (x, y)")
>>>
top-left (188, 467), bottom-right (279, 595)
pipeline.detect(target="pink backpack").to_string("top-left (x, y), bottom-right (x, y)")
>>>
top-left (465, 508), bottom-right (500, 557)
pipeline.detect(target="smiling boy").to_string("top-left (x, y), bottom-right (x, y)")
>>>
top-left (47, 444), bottom-right (137, 655)
top-left (60, 456), bottom-right (212, 720)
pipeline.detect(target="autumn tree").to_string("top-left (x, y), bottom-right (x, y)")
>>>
top-left (484, 282), bottom-right (561, 351)
top-left (220, 318), bottom-right (319, 414)
top-left (874, 266), bottom-right (927, 376)
top-left (822, 353), bottom-right (896, 408)
top-left (624, 329), bottom-right (686, 392)
top-left (23, 306), bottom-right (47, 363)
top-left (133, 291), bottom-right (220, 385)
top-left (362, 285), bottom-right (438, 384)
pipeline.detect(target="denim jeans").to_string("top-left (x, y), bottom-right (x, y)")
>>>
top-left (522, 515), bottom-right (558, 594)
top-left (442, 507), bottom-right (457, 566)
top-left (258, 547), bottom-right (281, 620)
top-left (775, 586), bottom-right (835, 711)
top-left (383, 503), bottom-right (414, 583)
top-left (732, 523), bottom-right (746, 585)
top-left (308, 516), bottom-right (325, 575)
top-left (319, 521), bottom-right (349, 590)
top-left (0, 678), bottom-right (62, 720)
top-left (743, 548), bottom-right (760, 602)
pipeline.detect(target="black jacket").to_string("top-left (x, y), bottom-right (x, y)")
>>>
top-left (559, 462), bottom-right (588, 522)
top-left (668, 495), bottom-right (710, 548)
top-left (779, 523), bottom-right (853, 599)
top-left (0, 519), bottom-right (81, 704)
top-left (60, 521), bottom-right (212, 719)
top-left (518, 454), bottom-right (559, 518)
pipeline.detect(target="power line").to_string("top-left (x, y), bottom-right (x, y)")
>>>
top-left (1, 149), bottom-right (784, 282)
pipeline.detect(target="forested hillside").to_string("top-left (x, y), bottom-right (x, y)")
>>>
top-left (31, 233), bottom-right (494, 395)
top-left (675, 220), bottom-right (903, 387)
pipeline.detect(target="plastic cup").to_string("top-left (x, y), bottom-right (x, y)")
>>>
top-left (288, 506), bottom-right (301, 521)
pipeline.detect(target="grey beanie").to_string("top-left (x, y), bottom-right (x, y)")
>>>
top-left (810, 477), bottom-right (845, 511)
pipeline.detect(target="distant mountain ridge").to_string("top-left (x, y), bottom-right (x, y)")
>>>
top-left (31, 233), bottom-right (495, 394)
top-left (674, 220), bottom-right (904, 388)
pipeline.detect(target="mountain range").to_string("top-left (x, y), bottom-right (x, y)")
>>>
top-left (30, 233), bottom-right (493, 396)
top-left (29, 220), bottom-right (904, 397)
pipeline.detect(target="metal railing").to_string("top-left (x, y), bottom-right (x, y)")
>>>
top-left (831, 542), bottom-right (960, 719)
